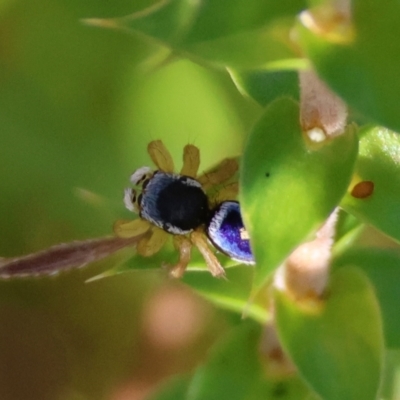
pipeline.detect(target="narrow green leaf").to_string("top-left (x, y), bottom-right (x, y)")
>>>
top-left (98, 0), bottom-right (306, 68)
top-left (341, 125), bottom-right (400, 242)
top-left (332, 209), bottom-right (364, 257)
top-left (230, 68), bottom-right (300, 106)
top-left (185, 27), bottom-right (297, 68)
top-left (298, 0), bottom-right (400, 132)
top-left (182, 0), bottom-right (306, 44)
top-left (182, 267), bottom-right (269, 323)
top-left (121, 0), bottom-right (198, 45)
top-left (334, 248), bottom-right (400, 348)
top-left (240, 98), bottom-right (358, 292)
top-left (275, 267), bottom-right (384, 400)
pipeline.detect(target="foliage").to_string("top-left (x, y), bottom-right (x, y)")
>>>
top-left (2, 0), bottom-right (400, 399)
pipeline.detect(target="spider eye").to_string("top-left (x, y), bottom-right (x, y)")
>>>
top-left (130, 166), bottom-right (153, 185)
top-left (142, 178), bottom-right (151, 190)
top-left (207, 201), bottom-right (254, 265)
top-left (124, 188), bottom-right (138, 212)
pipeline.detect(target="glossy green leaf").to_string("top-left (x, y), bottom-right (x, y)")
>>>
top-left (100, 0), bottom-right (306, 68)
top-left (333, 248), bottom-right (400, 348)
top-left (182, 267), bottom-right (269, 323)
top-left (341, 126), bottom-right (400, 242)
top-left (275, 267), bottom-right (384, 400)
top-left (298, 0), bottom-right (400, 132)
top-left (230, 66), bottom-right (303, 106)
top-left (186, 321), bottom-right (312, 400)
top-left (240, 98), bottom-right (358, 292)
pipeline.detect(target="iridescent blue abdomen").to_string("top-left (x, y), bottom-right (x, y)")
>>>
top-left (207, 201), bottom-right (254, 265)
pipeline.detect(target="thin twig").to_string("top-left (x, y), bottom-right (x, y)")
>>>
top-left (0, 235), bottom-right (144, 279)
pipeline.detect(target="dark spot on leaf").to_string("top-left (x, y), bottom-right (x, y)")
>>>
top-left (265, 172), bottom-right (270, 177)
top-left (351, 181), bottom-right (374, 199)
top-left (271, 382), bottom-right (287, 397)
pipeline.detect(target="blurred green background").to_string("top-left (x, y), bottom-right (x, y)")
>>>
top-left (0, 0), bottom-right (261, 399)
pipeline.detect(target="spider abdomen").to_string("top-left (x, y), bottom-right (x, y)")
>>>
top-left (207, 201), bottom-right (254, 264)
top-left (140, 172), bottom-right (209, 235)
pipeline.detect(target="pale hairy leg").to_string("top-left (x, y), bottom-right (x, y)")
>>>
top-left (198, 158), bottom-right (239, 190)
top-left (190, 230), bottom-right (226, 278)
top-left (147, 140), bottom-right (175, 173)
top-left (137, 227), bottom-right (169, 257)
top-left (180, 144), bottom-right (200, 178)
top-left (168, 236), bottom-right (192, 278)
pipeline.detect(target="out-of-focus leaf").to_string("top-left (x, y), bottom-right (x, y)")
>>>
top-left (380, 349), bottom-right (400, 400)
top-left (275, 267), bottom-right (384, 400)
top-left (186, 321), bottom-right (262, 400)
top-left (87, 0), bottom-right (307, 67)
top-left (341, 126), bottom-right (400, 242)
top-left (184, 26), bottom-right (296, 68)
top-left (298, 0), bottom-right (400, 132)
top-left (118, 241), bottom-right (267, 320)
top-left (186, 320), bottom-right (313, 400)
top-left (333, 248), bottom-right (400, 348)
top-left (240, 97), bottom-right (358, 293)
top-left (148, 374), bottom-right (191, 400)
top-left (182, 267), bottom-right (269, 323)
top-left (230, 68), bottom-right (300, 106)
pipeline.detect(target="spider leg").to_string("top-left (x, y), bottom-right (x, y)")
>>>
top-left (210, 182), bottom-right (239, 203)
top-left (190, 229), bottom-right (226, 278)
top-left (180, 144), bottom-right (200, 178)
top-left (114, 218), bottom-right (151, 238)
top-left (167, 236), bottom-right (192, 278)
top-left (137, 227), bottom-right (169, 257)
top-left (198, 158), bottom-right (239, 190)
top-left (147, 140), bottom-right (175, 173)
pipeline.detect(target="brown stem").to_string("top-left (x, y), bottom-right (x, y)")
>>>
top-left (0, 235), bottom-right (144, 279)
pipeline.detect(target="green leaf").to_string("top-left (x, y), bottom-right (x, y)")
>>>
top-left (275, 267), bottom-right (384, 400)
top-left (180, 0), bottom-right (306, 44)
top-left (121, 245), bottom-right (268, 320)
top-left (185, 26), bottom-right (296, 69)
top-left (332, 209), bottom-right (364, 257)
top-left (148, 374), bottom-right (191, 400)
top-left (240, 98), bottom-right (358, 292)
top-left (333, 248), bottom-right (400, 348)
top-left (182, 267), bottom-right (269, 323)
top-left (341, 126), bottom-right (400, 242)
top-left (187, 321), bottom-right (262, 400)
top-left (380, 349), bottom-right (400, 400)
top-left (230, 68), bottom-right (300, 106)
top-left (99, 0), bottom-right (307, 68)
top-left (298, 0), bottom-right (400, 132)
top-left (186, 321), bottom-right (313, 400)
